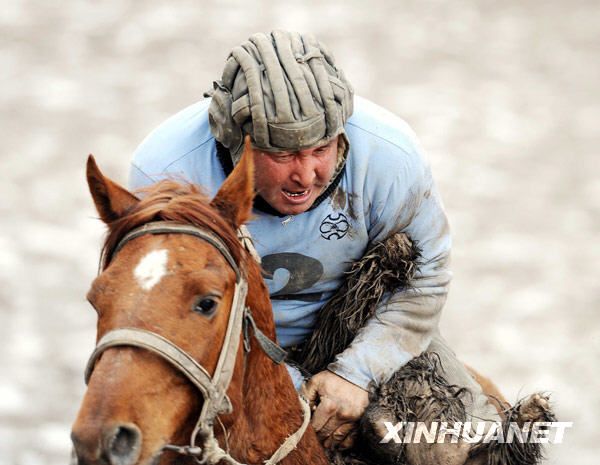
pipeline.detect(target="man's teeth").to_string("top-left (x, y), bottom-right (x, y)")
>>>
top-left (284, 189), bottom-right (308, 197)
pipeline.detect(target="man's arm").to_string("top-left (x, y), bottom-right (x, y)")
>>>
top-left (303, 141), bottom-right (451, 448)
top-left (327, 161), bottom-right (451, 389)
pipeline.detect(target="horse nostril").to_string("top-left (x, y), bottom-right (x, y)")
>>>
top-left (104, 423), bottom-right (142, 465)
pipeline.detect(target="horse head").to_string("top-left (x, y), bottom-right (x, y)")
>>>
top-left (71, 140), bottom-right (321, 465)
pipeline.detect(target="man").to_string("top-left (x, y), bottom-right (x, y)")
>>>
top-left (129, 30), bottom-right (499, 452)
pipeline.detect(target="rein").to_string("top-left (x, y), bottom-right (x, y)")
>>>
top-left (84, 221), bottom-right (308, 465)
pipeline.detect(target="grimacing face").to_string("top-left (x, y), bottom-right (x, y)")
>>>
top-left (251, 136), bottom-right (339, 215)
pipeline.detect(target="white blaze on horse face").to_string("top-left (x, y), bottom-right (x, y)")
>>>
top-left (134, 249), bottom-right (169, 291)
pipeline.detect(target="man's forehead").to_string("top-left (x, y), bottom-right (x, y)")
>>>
top-left (251, 135), bottom-right (338, 155)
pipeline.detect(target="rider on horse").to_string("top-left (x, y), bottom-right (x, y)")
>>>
top-left (128, 29), bottom-right (502, 461)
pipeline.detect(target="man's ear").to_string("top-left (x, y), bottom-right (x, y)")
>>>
top-left (86, 155), bottom-right (139, 224)
top-left (210, 136), bottom-right (255, 229)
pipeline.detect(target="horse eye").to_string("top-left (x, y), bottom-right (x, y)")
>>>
top-left (192, 296), bottom-right (218, 317)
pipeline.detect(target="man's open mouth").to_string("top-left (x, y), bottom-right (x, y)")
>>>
top-left (283, 189), bottom-right (309, 198)
top-left (281, 188), bottom-right (312, 204)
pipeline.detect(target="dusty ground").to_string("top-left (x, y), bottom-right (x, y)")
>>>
top-left (0, 0), bottom-right (598, 464)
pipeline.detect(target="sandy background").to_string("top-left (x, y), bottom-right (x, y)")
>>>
top-left (0, 0), bottom-right (598, 464)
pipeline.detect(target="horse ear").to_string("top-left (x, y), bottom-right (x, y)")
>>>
top-left (86, 155), bottom-right (139, 224)
top-left (211, 136), bottom-right (255, 229)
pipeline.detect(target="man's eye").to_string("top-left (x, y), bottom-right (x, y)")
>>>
top-left (315, 144), bottom-right (332, 155)
top-left (273, 153), bottom-right (294, 163)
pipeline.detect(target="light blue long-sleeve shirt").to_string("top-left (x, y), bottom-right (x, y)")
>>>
top-left (129, 96), bottom-right (451, 390)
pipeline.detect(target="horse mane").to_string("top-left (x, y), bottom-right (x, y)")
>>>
top-left (100, 179), bottom-right (245, 270)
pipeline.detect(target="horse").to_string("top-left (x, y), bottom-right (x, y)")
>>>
top-left (71, 140), bottom-right (552, 465)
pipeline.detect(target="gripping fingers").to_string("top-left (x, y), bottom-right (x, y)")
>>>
top-left (339, 429), bottom-right (358, 450)
top-left (324, 422), bottom-right (355, 449)
top-left (312, 397), bottom-right (338, 436)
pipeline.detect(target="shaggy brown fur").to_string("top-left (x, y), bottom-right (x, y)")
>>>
top-left (359, 353), bottom-right (470, 464)
top-left (285, 230), bottom-right (556, 465)
top-left (331, 359), bottom-right (555, 465)
top-left (469, 394), bottom-right (556, 465)
top-left (291, 232), bottom-right (420, 374)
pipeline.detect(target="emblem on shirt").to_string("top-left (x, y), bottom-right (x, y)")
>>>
top-left (320, 213), bottom-right (349, 240)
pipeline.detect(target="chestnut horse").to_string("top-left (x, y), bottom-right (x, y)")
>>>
top-left (72, 145), bottom-right (329, 465)
top-left (72, 141), bottom-right (547, 465)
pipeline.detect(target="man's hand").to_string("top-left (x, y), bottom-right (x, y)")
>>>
top-left (301, 370), bottom-right (369, 450)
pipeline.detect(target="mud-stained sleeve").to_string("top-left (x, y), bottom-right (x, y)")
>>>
top-left (328, 161), bottom-right (451, 389)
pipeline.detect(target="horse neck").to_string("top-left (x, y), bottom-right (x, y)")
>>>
top-left (224, 343), bottom-right (328, 465)
top-left (221, 265), bottom-right (329, 465)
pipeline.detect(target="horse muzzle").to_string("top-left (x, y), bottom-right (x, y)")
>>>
top-left (71, 422), bottom-right (142, 465)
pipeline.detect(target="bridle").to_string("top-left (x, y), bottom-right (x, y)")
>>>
top-left (84, 221), bottom-right (310, 465)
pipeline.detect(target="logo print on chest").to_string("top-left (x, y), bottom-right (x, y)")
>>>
top-left (320, 213), bottom-right (349, 240)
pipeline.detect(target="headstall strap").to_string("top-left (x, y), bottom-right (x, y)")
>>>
top-left (243, 309), bottom-right (287, 365)
top-left (110, 222), bottom-right (242, 282)
top-left (85, 221), bottom-right (303, 465)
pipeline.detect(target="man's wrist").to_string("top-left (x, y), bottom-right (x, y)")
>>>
top-left (326, 363), bottom-right (371, 391)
